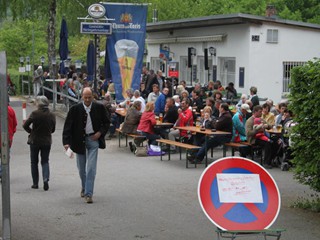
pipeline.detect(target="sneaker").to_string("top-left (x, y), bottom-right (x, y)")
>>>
top-left (80, 189), bottom-right (85, 198)
top-left (43, 181), bottom-right (49, 191)
top-left (85, 196), bottom-right (93, 204)
top-left (31, 185), bottom-right (39, 189)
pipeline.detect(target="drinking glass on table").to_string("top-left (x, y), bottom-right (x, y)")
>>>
top-left (159, 113), bottom-right (163, 123)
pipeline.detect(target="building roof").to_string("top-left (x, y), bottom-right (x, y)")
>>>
top-left (147, 13), bottom-right (320, 32)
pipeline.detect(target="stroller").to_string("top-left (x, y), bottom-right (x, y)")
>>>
top-left (273, 120), bottom-right (297, 171)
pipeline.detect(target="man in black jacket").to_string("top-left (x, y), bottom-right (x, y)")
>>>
top-left (63, 87), bottom-right (110, 204)
top-left (189, 103), bottom-right (232, 163)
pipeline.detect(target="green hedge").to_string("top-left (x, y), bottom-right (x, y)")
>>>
top-left (289, 58), bottom-right (320, 192)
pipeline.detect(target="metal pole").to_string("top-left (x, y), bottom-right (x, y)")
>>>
top-left (0, 51), bottom-right (12, 240)
top-left (53, 66), bottom-right (56, 111)
top-left (94, 34), bottom-right (98, 93)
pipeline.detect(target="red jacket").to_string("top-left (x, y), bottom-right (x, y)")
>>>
top-left (137, 111), bottom-right (157, 134)
top-left (175, 108), bottom-right (194, 137)
top-left (8, 106), bottom-right (17, 147)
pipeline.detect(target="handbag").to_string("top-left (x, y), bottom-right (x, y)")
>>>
top-left (147, 144), bottom-right (165, 156)
top-left (135, 146), bottom-right (148, 157)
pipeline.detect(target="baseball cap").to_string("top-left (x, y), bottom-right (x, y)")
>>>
top-left (241, 103), bottom-right (252, 113)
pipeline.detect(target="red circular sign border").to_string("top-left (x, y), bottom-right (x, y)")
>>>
top-left (198, 157), bottom-right (281, 231)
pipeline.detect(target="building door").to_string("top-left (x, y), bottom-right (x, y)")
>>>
top-left (218, 57), bottom-right (236, 87)
top-left (180, 56), bottom-right (191, 85)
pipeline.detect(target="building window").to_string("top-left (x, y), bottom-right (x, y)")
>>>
top-left (267, 29), bottom-right (278, 43)
top-left (282, 61), bottom-right (306, 93)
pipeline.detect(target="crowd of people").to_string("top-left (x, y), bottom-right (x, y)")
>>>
top-left (110, 67), bottom-right (293, 169)
top-left (18, 66), bottom-right (293, 204)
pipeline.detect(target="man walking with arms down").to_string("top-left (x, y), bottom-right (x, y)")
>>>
top-left (63, 87), bottom-right (110, 203)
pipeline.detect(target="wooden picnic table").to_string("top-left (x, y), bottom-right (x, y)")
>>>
top-left (115, 108), bottom-right (127, 117)
top-left (175, 126), bottom-right (231, 166)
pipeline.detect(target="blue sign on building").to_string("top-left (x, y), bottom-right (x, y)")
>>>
top-left (80, 22), bottom-right (112, 35)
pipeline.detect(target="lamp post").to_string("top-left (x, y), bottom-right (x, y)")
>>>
top-left (75, 60), bottom-right (82, 76)
top-left (19, 57), bottom-right (24, 95)
top-left (26, 56), bottom-right (31, 97)
top-left (209, 47), bottom-right (217, 82)
top-left (40, 56), bottom-right (45, 68)
top-left (51, 57), bottom-right (57, 111)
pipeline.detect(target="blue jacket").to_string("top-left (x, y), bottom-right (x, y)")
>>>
top-left (154, 93), bottom-right (167, 115)
top-left (232, 110), bottom-right (247, 142)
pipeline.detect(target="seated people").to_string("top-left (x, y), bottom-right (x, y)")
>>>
top-left (213, 90), bottom-right (223, 102)
top-left (225, 82), bottom-right (237, 100)
top-left (147, 84), bottom-right (160, 103)
top-left (154, 87), bottom-right (169, 116)
top-left (232, 103), bottom-right (251, 157)
top-left (180, 90), bottom-right (190, 101)
top-left (167, 98), bottom-right (194, 152)
top-left (232, 103), bottom-right (250, 143)
top-left (133, 90), bottom-right (146, 113)
top-left (163, 98), bottom-right (179, 124)
top-left (102, 93), bottom-right (117, 139)
top-left (246, 105), bottom-right (276, 169)
top-left (253, 118), bottom-right (272, 142)
top-left (205, 97), bottom-right (215, 115)
top-left (190, 90), bottom-right (204, 113)
top-left (119, 89), bottom-right (134, 108)
top-left (261, 103), bottom-right (275, 126)
top-left (275, 103), bottom-right (287, 125)
top-left (249, 86), bottom-right (259, 107)
top-left (188, 103), bottom-right (233, 164)
top-left (122, 101), bottom-right (142, 135)
top-left (236, 94), bottom-right (248, 109)
top-left (172, 95), bottom-right (181, 107)
top-left (193, 109), bottom-right (214, 147)
top-left (137, 102), bottom-right (160, 146)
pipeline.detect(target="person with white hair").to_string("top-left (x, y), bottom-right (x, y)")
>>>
top-left (236, 93), bottom-right (248, 109)
top-left (33, 65), bottom-right (43, 97)
top-left (23, 96), bottom-right (56, 191)
top-left (133, 90), bottom-right (146, 112)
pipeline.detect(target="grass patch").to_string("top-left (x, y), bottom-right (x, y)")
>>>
top-left (291, 193), bottom-right (320, 212)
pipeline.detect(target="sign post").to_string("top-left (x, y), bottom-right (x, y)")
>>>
top-left (0, 51), bottom-right (12, 240)
top-left (198, 157), bottom-right (281, 231)
top-left (78, 3), bottom-right (113, 93)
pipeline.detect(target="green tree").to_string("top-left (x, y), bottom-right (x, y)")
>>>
top-left (289, 58), bottom-right (320, 192)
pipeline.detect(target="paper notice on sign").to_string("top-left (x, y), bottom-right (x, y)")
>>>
top-left (217, 174), bottom-right (263, 203)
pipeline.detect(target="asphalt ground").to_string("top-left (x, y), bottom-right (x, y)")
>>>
top-left (0, 96), bottom-right (319, 240)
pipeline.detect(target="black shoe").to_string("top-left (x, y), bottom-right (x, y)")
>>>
top-left (187, 155), bottom-right (195, 161)
top-left (85, 196), bottom-right (93, 204)
top-left (43, 181), bottom-right (49, 191)
top-left (129, 142), bottom-right (134, 152)
top-left (31, 185), bottom-right (39, 189)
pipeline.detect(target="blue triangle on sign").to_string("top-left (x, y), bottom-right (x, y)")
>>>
top-left (224, 203), bottom-right (258, 223)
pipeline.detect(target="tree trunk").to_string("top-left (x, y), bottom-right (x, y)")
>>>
top-left (47, 0), bottom-right (56, 78)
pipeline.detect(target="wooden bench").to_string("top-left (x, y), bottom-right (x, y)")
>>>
top-left (223, 142), bottom-right (263, 164)
top-left (116, 129), bottom-right (146, 148)
top-left (156, 139), bottom-right (201, 168)
top-left (216, 228), bottom-right (286, 240)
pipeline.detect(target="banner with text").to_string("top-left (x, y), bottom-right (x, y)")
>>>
top-left (104, 3), bottom-right (147, 101)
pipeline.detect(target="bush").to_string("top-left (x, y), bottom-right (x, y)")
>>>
top-left (289, 58), bottom-right (320, 192)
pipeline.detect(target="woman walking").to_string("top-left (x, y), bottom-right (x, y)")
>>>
top-left (23, 96), bottom-right (56, 191)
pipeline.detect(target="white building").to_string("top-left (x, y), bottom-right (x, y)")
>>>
top-left (145, 13), bottom-right (320, 103)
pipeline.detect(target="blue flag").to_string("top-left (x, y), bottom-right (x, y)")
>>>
top-left (103, 3), bottom-right (147, 101)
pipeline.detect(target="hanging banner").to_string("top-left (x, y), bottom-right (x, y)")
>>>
top-left (103, 3), bottom-right (148, 101)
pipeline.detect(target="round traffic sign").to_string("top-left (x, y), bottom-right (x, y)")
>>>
top-left (198, 157), bottom-right (280, 231)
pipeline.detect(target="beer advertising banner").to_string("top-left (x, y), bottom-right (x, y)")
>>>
top-left (103, 3), bottom-right (148, 100)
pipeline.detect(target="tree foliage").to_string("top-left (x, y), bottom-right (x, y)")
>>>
top-left (0, 0), bottom-right (319, 70)
top-left (289, 58), bottom-right (320, 192)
